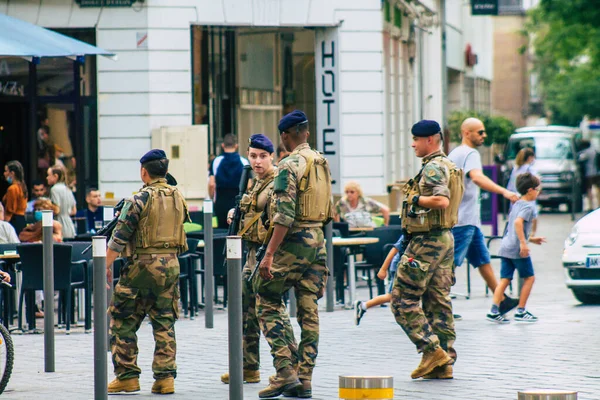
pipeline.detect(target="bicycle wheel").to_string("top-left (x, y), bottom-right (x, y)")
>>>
top-left (0, 323), bottom-right (14, 394)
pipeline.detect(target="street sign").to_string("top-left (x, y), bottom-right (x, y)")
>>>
top-left (75, 0), bottom-right (136, 7)
top-left (472, 0), bottom-right (499, 15)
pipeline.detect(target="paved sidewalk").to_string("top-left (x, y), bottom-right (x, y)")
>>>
top-left (4, 213), bottom-right (600, 399)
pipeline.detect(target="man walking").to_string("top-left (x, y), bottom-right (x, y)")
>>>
top-left (106, 149), bottom-right (188, 395)
top-left (391, 120), bottom-right (462, 380)
top-left (448, 118), bottom-right (520, 316)
top-left (209, 133), bottom-right (250, 229)
top-left (254, 110), bottom-right (332, 398)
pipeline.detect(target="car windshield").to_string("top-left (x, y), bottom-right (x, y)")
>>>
top-left (506, 136), bottom-right (573, 160)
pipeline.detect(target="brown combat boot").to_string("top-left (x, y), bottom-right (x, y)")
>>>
top-left (220, 369), bottom-right (260, 384)
top-left (258, 366), bottom-right (302, 399)
top-left (411, 347), bottom-right (452, 379)
top-left (151, 376), bottom-right (175, 394)
top-left (107, 377), bottom-right (140, 394)
top-left (422, 364), bottom-right (454, 379)
top-left (283, 379), bottom-right (312, 398)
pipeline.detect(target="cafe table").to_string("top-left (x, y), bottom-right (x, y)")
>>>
top-left (332, 237), bottom-right (379, 307)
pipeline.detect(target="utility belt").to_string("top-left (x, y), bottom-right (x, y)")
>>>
top-left (292, 221), bottom-right (323, 229)
top-left (410, 228), bottom-right (450, 236)
top-left (136, 246), bottom-right (181, 254)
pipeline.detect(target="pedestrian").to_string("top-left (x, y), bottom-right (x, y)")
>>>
top-left (254, 110), bottom-right (332, 399)
top-left (220, 134), bottom-right (297, 385)
top-left (391, 120), bottom-right (463, 380)
top-left (579, 140), bottom-right (600, 211)
top-left (208, 133), bottom-right (250, 229)
top-left (46, 166), bottom-right (77, 239)
top-left (448, 118), bottom-right (520, 317)
top-left (3, 160), bottom-right (28, 235)
top-left (353, 234), bottom-right (407, 325)
top-left (0, 203), bottom-right (19, 244)
top-left (334, 181), bottom-right (391, 227)
top-left (105, 149), bottom-right (188, 395)
top-left (26, 180), bottom-right (47, 212)
top-left (507, 147), bottom-right (539, 234)
top-left (487, 172), bottom-right (545, 323)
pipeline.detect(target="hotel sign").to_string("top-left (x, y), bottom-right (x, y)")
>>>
top-left (315, 28), bottom-right (341, 194)
top-left (76, 0), bottom-right (136, 7)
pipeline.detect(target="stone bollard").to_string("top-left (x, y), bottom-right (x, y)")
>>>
top-left (518, 390), bottom-right (577, 400)
top-left (339, 376), bottom-right (393, 400)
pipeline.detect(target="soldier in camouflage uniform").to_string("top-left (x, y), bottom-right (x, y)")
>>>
top-left (391, 120), bottom-right (463, 380)
top-left (220, 134), bottom-right (298, 384)
top-left (253, 110), bottom-right (332, 399)
top-left (106, 149), bottom-right (188, 395)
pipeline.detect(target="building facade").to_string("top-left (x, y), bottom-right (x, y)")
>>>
top-left (0, 0), bottom-right (493, 200)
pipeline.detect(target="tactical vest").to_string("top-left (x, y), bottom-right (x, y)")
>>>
top-left (401, 155), bottom-right (464, 234)
top-left (296, 148), bottom-right (333, 224)
top-left (135, 181), bottom-right (188, 253)
top-left (238, 171), bottom-right (275, 244)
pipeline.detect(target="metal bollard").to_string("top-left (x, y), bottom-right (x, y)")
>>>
top-left (288, 288), bottom-right (297, 318)
top-left (42, 210), bottom-right (55, 372)
top-left (325, 222), bottom-right (334, 312)
top-left (518, 390), bottom-right (577, 400)
top-left (226, 236), bottom-right (243, 400)
top-left (339, 376), bottom-right (393, 400)
top-left (204, 199), bottom-right (214, 329)
top-left (92, 237), bottom-right (108, 400)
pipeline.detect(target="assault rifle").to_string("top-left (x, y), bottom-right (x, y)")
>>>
top-left (81, 199), bottom-right (125, 255)
top-left (247, 208), bottom-right (272, 283)
top-left (223, 165), bottom-right (253, 267)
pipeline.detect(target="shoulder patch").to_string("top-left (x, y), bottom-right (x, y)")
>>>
top-left (274, 168), bottom-right (289, 193)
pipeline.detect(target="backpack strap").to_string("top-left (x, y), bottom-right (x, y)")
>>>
top-left (299, 154), bottom-right (315, 192)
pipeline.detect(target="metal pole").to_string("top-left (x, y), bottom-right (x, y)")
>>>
top-left (204, 199), bottom-right (214, 329)
top-left (288, 289), bottom-right (297, 318)
top-left (226, 236), bottom-right (243, 400)
top-left (42, 210), bottom-right (55, 372)
top-left (348, 253), bottom-right (356, 308)
top-left (92, 236), bottom-right (108, 400)
top-left (325, 222), bottom-right (334, 312)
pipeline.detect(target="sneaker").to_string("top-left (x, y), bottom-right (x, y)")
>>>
top-left (514, 310), bottom-right (538, 322)
top-left (353, 300), bottom-right (366, 326)
top-left (499, 295), bottom-right (519, 315)
top-left (453, 314), bottom-right (462, 321)
top-left (486, 313), bottom-right (510, 324)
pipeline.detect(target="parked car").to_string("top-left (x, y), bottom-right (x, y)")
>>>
top-left (502, 126), bottom-right (583, 212)
top-left (563, 209), bottom-right (600, 304)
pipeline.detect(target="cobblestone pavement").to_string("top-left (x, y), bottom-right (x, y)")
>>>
top-left (4, 213), bottom-right (600, 399)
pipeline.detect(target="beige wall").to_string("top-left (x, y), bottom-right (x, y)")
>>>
top-left (492, 16), bottom-right (529, 128)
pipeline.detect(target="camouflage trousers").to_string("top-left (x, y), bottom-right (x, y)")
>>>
top-left (253, 227), bottom-right (328, 381)
top-left (391, 230), bottom-right (457, 362)
top-left (109, 253), bottom-right (180, 380)
top-left (242, 244), bottom-right (297, 371)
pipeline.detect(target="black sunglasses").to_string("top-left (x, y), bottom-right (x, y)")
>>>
top-left (477, 130), bottom-right (486, 136)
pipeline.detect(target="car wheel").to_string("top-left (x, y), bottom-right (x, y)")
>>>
top-left (571, 289), bottom-right (600, 304)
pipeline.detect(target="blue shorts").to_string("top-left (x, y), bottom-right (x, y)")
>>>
top-left (500, 257), bottom-right (534, 279)
top-left (387, 269), bottom-right (397, 293)
top-left (452, 225), bottom-right (491, 268)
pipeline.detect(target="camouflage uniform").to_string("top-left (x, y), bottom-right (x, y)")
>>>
top-left (391, 150), bottom-right (457, 362)
top-left (253, 143), bottom-right (329, 382)
top-left (239, 168), bottom-right (298, 371)
top-left (108, 178), bottom-right (187, 380)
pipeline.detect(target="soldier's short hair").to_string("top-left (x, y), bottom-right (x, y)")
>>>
top-left (515, 172), bottom-right (540, 196)
top-left (142, 159), bottom-right (169, 178)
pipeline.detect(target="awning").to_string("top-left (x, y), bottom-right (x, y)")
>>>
top-left (0, 13), bottom-right (115, 60)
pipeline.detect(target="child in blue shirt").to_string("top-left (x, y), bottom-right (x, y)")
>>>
top-left (487, 172), bottom-right (546, 324)
top-left (354, 234), bottom-right (407, 325)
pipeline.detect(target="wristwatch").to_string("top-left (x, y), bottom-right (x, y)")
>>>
top-left (412, 195), bottom-right (420, 206)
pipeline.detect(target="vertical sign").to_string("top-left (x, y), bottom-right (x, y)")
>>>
top-left (315, 28), bottom-right (341, 194)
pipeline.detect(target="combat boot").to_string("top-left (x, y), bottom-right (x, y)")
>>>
top-left (422, 364), bottom-right (454, 379)
top-left (258, 366), bottom-right (302, 399)
top-left (220, 369), bottom-right (260, 384)
top-left (283, 379), bottom-right (312, 398)
top-left (107, 377), bottom-right (140, 394)
top-left (151, 376), bottom-right (175, 394)
top-left (410, 347), bottom-right (452, 379)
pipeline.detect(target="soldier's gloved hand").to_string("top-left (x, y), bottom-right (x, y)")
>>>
top-left (259, 253), bottom-right (274, 280)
